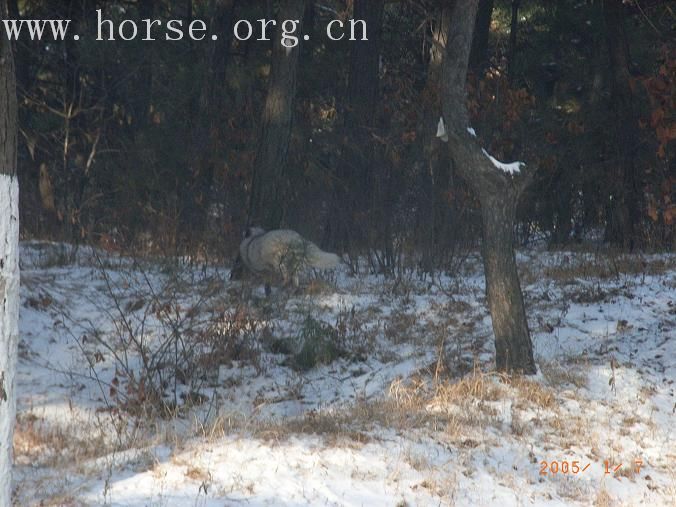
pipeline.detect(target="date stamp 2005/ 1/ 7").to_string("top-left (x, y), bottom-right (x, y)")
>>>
top-left (539, 459), bottom-right (644, 478)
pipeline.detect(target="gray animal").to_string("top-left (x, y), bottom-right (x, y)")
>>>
top-left (237, 227), bottom-right (340, 286)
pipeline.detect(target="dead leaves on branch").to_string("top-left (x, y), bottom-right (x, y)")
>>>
top-left (640, 45), bottom-right (675, 159)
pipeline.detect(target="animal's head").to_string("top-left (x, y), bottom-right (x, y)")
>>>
top-left (233, 227), bottom-right (265, 280)
top-left (244, 227), bottom-right (265, 239)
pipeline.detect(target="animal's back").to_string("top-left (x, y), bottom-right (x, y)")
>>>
top-left (256, 229), bottom-right (305, 271)
top-left (240, 229), bottom-right (303, 272)
top-left (239, 228), bottom-right (340, 284)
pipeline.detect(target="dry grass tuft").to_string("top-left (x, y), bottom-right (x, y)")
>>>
top-left (613, 458), bottom-right (640, 480)
top-left (200, 374), bottom-right (507, 449)
top-left (384, 312), bottom-right (420, 344)
top-left (303, 278), bottom-right (336, 295)
top-left (388, 376), bottom-right (430, 408)
top-left (254, 395), bottom-right (438, 446)
top-left (192, 412), bottom-right (250, 442)
top-left (13, 413), bottom-right (117, 468)
top-left (185, 465), bottom-right (211, 482)
top-left (433, 371), bottom-right (504, 404)
top-left (193, 367), bottom-right (573, 461)
top-left (540, 361), bottom-right (588, 389)
top-left (510, 410), bottom-right (530, 437)
top-left (23, 494), bottom-right (85, 507)
top-left (621, 415), bottom-right (641, 427)
top-left (593, 487), bottom-right (614, 507)
top-left (541, 252), bottom-right (673, 283)
top-left (507, 376), bottom-right (556, 409)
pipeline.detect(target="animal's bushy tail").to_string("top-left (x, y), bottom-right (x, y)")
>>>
top-left (306, 243), bottom-right (341, 269)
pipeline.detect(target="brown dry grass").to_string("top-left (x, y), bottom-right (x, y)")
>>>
top-left (433, 372), bottom-right (504, 403)
top-left (384, 311), bottom-right (420, 345)
top-left (12, 411), bottom-right (149, 507)
top-left (185, 465), bottom-right (211, 482)
top-left (13, 413), bottom-right (116, 468)
top-left (197, 370), bottom-right (520, 449)
top-left (540, 361), bottom-right (588, 389)
top-left (254, 395), bottom-right (439, 447)
top-left (21, 494), bottom-right (85, 507)
top-left (303, 278), bottom-right (337, 295)
top-left (510, 409), bottom-right (530, 437)
top-left (545, 254), bottom-right (672, 282)
top-left (255, 371), bottom-right (562, 448)
top-left (507, 376), bottom-right (557, 409)
top-left (593, 487), bottom-right (614, 507)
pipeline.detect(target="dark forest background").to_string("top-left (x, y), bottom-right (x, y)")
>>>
top-left (12, 0), bottom-right (675, 270)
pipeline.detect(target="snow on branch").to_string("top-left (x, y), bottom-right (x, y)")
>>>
top-left (435, 118), bottom-right (523, 175)
top-left (436, 117), bottom-right (477, 142)
top-left (481, 148), bottom-right (524, 175)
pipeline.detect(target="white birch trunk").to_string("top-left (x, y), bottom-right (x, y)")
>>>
top-left (0, 0), bottom-right (19, 500)
top-left (0, 173), bottom-right (19, 507)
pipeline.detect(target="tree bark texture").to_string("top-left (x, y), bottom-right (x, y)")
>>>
top-left (508, 0), bottom-right (520, 81)
top-left (470, 0), bottom-right (494, 69)
top-left (132, 0), bottom-right (154, 130)
top-left (330, 0), bottom-right (384, 252)
top-left (248, 0), bottom-right (307, 229)
top-left (0, 0), bottom-right (20, 501)
top-left (603, 0), bottom-right (641, 249)
top-left (182, 0), bottom-right (237, 239)
top-left (440, 0), bottom-right (536, 374)
top-left (417, 3), bottom-right (451, 271)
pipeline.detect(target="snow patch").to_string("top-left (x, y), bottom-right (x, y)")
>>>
top-left (436, 118), bottom-right (478, 141)
top-left (12, 242), bottom-right (676, 506)
top-left (481, 148), bottom-right (524, 175)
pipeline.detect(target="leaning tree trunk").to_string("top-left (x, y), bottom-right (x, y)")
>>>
top-left (0, 0), bottom-right (20, 502)
top-left (480, 190), bottom-right (534, 372)
top-left (248, 0), bottom-right (307, 230)
top-left (440, 0), bottom-right (535, 374)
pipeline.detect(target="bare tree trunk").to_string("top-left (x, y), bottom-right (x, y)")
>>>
top-left (132, 0), bottom-right (154, 130)
top-left (508, 0), bottom-right (520, 81)
top-left (417, 3), bottom-right (451, 272)
top-left (6, 0), bottom-right (26, 91)
top-left (440, 0), bottom-right (536, 374)
top-left (0, 0), bottom-right (20, 501)
top-left (301, 0), bottom-right (315, 63)
top-left (344, 0), bottom-right (383, 131)
top-left (183, 0), bottom-right (237, 241)
top-left (603, 0), bottom-right (640, 249)
top-left (329, 0), bottom-right (384, 252)
top-left (248, 0), bottom-right (307, 229)
top-left (470, 0), bottom-right (494, 69)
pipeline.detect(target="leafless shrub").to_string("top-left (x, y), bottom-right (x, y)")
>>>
top-left (287, 304), bottom-right (374, 371)
top-left (71, 254), bottom-right (267, 418)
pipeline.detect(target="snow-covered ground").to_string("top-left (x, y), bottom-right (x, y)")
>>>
top-left (13, 241), bottom-right (675, 506)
